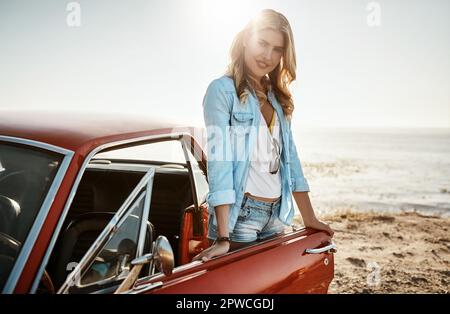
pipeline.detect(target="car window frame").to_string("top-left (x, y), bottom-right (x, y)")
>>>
top-left (179, 135), bottom-right (209, 235)
top-left (58, 167), bottom-right (155, 294)
top-left (0, 136), bottom-right (74, 294)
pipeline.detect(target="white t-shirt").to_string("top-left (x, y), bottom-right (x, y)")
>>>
top-left (244, 107), bottom-right (282, 198)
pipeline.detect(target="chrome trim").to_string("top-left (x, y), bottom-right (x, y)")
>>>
top-left (58, 168), bottom-right (155, 293)
top-left (0, 135), bottom-right (73, 156)
top-left (305, 243), bottom-right (337, 254)
top-left (291, 224), bottom-right (303, 232)
top-left (30, 132), bottom-right (191, 293)
top-left (137, 177), bottom-right (154, 257)
top-left (0, 135), bottom-right (74, 294)
top-left (180, 139), bottom-right (199, 210)
top-left (134, 260), bottom-right (203, 287)
top-left (127, 281), bottom-right (163, 294)
top-left (131, 253), bottom-right (154, 266)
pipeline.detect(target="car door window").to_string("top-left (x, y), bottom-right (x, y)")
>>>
top-left (94, 140), bottom-right (186, 164)
top-left (79, 192), bottom-right (145, 287)
top-left (59, 168), bottom-right (155, 294)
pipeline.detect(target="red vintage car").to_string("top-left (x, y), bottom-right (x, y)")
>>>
top-left (0, 109), bottom-right (336, 294)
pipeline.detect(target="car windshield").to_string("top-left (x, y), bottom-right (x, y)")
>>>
top-left (0, 141), bottom-right (64, 290)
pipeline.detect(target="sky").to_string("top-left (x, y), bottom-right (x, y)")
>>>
top-left (0, 0), bottom-right (449, 129)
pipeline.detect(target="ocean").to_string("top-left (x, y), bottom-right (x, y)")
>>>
top-left (294, 127), bottom-right (450, 218)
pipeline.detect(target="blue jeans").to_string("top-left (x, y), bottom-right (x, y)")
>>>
top-left (207, 194), bottom-right (286, 242)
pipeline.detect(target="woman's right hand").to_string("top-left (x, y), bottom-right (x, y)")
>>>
top-left (191, 241), bottom-right (230, 262)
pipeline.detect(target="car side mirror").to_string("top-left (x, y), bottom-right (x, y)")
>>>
top-left (148, 235), bottom-right (174, 276)
top-left (131, 235), bottom-right (174, 276)
top-left (114, 235), bottom-right (174, 294)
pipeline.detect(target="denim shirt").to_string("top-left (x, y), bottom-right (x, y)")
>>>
top-left (202, 74), bottom-right (310, 232)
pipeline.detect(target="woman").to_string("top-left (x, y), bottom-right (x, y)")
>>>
top-left (192, 9), bottom-right (333, 262)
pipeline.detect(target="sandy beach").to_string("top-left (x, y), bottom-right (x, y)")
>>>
top-left (287, 128), bottom-right (450, 293)
top-left (305, 210), bottom-right (450, 293)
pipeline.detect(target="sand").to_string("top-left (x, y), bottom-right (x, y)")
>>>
top-left (297, 210), bottom-right (450, 293)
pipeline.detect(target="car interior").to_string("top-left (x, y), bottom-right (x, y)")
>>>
top-left (45, 157), bottom-right (201, 292)
top-left (0, 143), bottom-right (64, 291)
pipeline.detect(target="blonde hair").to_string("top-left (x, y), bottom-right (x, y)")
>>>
top-left (225, 9), bottom-right (297, 121)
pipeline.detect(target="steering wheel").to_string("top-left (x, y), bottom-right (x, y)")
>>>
top-left (0, 232), bottom-right (55, 293)
top-left (0, 231), bottom-right (20, 255)
top-left (0, 195), bottom-right (22, 283)
top-left (0, 195), bottom-right (21, 235)
top-left (0, 231), bottom-right (21, 291)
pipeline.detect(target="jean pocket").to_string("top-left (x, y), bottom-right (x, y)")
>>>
top-left (238, 205), bottom-right (252, 219)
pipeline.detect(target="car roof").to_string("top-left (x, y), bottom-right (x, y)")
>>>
top-left (0, 109), bottom-right (203, 153)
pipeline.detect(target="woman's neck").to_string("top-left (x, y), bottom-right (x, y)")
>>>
top-left (247, 74), bottom-right (269, 95)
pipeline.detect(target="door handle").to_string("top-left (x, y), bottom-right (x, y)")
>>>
top-left (305, 242), bottom-right (337, 254)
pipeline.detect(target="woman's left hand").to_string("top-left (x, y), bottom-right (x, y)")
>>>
top-left (304, 218), bottom-right (334, 237)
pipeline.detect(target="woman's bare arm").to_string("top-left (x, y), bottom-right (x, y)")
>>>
top-left (191, 204), bottom-right (231, 262)
top-left (293, 191), bottom-right (334, 237)
top-left (214, 204), bottom-right (230, 237)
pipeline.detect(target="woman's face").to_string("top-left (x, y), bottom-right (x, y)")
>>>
top-left (243, 28), bottom-right (285, 82)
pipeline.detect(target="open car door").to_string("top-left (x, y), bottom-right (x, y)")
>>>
top-left (127, 222), bottom-right (335, 294)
